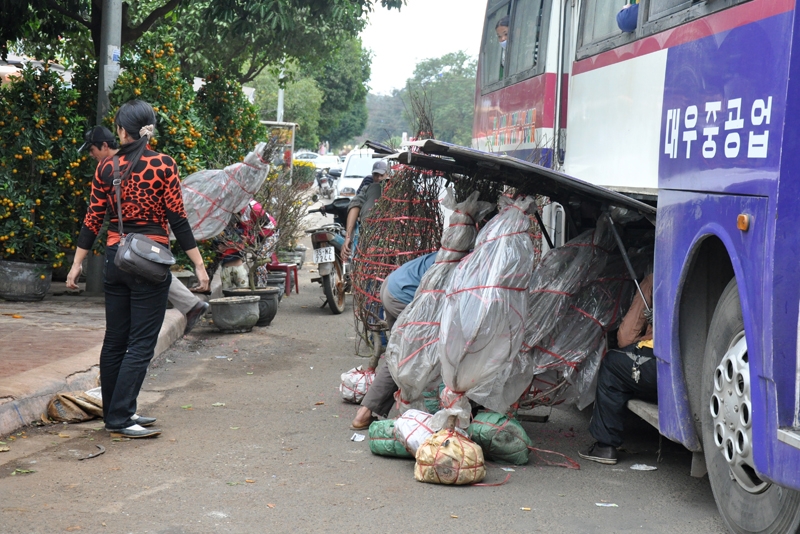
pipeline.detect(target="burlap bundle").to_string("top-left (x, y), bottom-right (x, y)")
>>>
top-left (339, 366), bottom-right (375, 404)
top-left (467, 411), bottom-right (532, 465)
top-left (414, 429), bottom-right (486, 485)
top-left (368, 420), bottom-right (413, 459)
top-left (46, 388), bottom-right (103, 423)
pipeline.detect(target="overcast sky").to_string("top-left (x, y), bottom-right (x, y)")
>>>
top-left (360, 0), bottom-right (487, 95)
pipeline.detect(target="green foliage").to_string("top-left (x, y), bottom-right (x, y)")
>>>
top-left (108, 35), bottom-right (207, 177)
top-left (310, 38), bottom-right (371, 147)
top-left (194, 70), bottom-right (266, 168)
top-left (251, 66), bottom-right (324, 149)
top-left (0, 64), bottom-right (95, 265)
top-left (291, 160), bottom-right (316, 186)
top-left (404, 51), bottom-right (477, 146)
top-left (360, 91), bottom-right (411, 145)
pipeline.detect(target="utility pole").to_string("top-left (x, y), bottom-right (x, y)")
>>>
top-left (96, 0), bottom-right (122, 125)
top-left (276, 68), bottom-right (285, 122)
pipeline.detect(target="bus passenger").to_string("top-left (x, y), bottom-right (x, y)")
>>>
top-left (580, 273), bottom-right (655, 465)
top-left (496, 16), bottom-right (509, 78)
top-left (617, 1), bottom-right (639, 33)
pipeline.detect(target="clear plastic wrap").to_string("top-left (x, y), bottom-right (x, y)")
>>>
top-left (385, 189), bottom-right (494, 412)
top-left (529, 256), bottom-right (636, 408)
top-left (180, 143), bottom-right (271, 241)
top-left (433, 196), bottom-right (536, 429)
top-left (393, 409), bottom-right (436, 455)
top-left (521, 217), bottom-right (616, 353)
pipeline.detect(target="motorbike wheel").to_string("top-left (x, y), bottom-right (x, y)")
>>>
top-left (322, 259), bottom-right (346, 314)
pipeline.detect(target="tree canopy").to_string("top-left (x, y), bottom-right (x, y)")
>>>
top-left (0, 0), bottom-right (404, 83)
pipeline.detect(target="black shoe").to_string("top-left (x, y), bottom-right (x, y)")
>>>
top-left (579, 442), bottom-right (618, 465)
top-left (106, 424), bottom-right (161, 439)
top-left (184, 301), bottom-right (209, 335)
top-left (131, 414), bottom-right (156, 427)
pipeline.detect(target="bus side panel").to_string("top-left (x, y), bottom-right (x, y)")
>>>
top-left (564, 50), bottom-right (666, 191)
top-left (655, 191), bottom-right (768, 456)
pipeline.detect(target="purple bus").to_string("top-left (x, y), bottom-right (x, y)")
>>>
top-left (469, 0), bottom-right (800, 531)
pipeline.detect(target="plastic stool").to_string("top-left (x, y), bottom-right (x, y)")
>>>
top-left (267, 263), bottom-right (299, 296)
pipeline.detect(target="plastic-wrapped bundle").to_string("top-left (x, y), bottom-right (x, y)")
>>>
top-left (180, 143), bottom-right (271, 241)
top-left (368, 419), bottom-right (413, 459)
top-left (467, 412), bottom-right (532, 465)
top-left (339, 366), bottom-right (375, 404)
top-left (385, 189), bottom-right (493, 412)
top-left (529, 257), bottom-right (635, 408)
top-left (521, 217), bottom-right (615, 353)
top-left (434, 196), bottom-right (536, 429)
top-left (394, 409), bottom-right (436, 455)
top-left (414, 429), bottom-right (486, 485)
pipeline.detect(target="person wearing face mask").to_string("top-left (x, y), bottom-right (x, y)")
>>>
top-left (496, 16), bottom-right (509, 78)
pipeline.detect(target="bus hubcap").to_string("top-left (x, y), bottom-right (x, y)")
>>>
top-left (709, 332), bottom-right (768, 494)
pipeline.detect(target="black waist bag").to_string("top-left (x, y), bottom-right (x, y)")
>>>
top-left (111, 156), bottom-right (175, 283)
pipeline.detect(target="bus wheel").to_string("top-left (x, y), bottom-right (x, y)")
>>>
top-left (702, 278), bottom-right (800, 533)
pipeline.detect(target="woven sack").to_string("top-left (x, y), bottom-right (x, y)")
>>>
top-left (467, 411), bottom-right (532, 465)
top-left (414, 429), bottom-right (486, 485)
top-left (340, 366), bottom-right (375, 404)
top-left (368, 420), bottom-right (413, 458)
top-left (46, 388), bottom-right (103, 423)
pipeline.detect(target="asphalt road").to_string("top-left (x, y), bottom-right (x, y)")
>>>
top-left (0, 215), bottom-right (727, 534)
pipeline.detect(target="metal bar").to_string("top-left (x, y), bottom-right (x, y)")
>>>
top-left (605, 213), bottom-right (650, 312)
top-left (533, 210), bottom-right (554, 250)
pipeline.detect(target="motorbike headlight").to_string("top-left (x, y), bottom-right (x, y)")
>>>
top-left (340, 187), bottom-right (356, 197)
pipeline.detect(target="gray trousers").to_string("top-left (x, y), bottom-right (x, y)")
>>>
top-left (361, 282), bottom-right (407, 417)
top-left (168, 274), bottom-right (200, 315)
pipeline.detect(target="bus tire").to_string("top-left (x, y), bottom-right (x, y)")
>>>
top-left (701, 278), bottom-right (800, 534)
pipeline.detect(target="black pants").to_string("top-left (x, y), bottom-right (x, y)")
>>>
top-left (100, 245), bottom-right (170, 429)
top-left (589, 345), bottom-right (658, 448)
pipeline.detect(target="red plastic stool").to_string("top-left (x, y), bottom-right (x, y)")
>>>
top-left (267, 262), bottom-right (299, 296)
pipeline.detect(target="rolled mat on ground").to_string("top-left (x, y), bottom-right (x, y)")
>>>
top-left (414, 429), bottom-right (486, 485)
top-left (368, 419), bottom-right (413, 458)
top-left (467, 411), bottom-right (532, 465)
top-left (340, 366), bottom-right (375, 404)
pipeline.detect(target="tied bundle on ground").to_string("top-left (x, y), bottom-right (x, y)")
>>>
top-left (385, 189), bottom-right (493, 412)
top-left (467, 411), bottom-right (532, 466)
top-left (433, 196), bottom-right (536, 429)
top-left (368, 419), bottom-right (414, 458)
top-left (339, 366), bottom-right (375, 404)
top-left (350, 164), bottom-right (443, 347)
top-left (414, 428), bottom-right (486, 485)
top-left (394, 409), bottom-right (437, 455)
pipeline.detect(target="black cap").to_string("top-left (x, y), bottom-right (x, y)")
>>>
top-left (79, 126), bottom-right (116, 152)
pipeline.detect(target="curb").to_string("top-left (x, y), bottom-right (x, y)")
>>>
top-left (0, 308), bottom-right (186, 437)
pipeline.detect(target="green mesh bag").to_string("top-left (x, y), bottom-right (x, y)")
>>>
top-left (422, 383), bottom-right (446, 413)
top-left (368, 419), bottom-right (413, 458)
top-left (467, 411), bottom-right (532, 465)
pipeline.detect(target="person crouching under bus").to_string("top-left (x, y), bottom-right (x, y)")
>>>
top-left (580, 273), bottom-right (655, 465)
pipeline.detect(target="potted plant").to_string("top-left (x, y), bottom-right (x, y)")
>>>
top-left (0, 64), bottom-right (95, 301)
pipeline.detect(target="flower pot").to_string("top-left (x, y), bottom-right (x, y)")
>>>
top-left (222, 287), bottom-right (281, 326)
top-left (208, 295), bottom-right (260, 333)
top-left (0, 260), bottom-right (52, 301)
top-left (294, 245), bottom-right (307, 269)
top-left (264, 272), bottom-right (287, 301)
top-left (173, 270), bottom-right (198, 289)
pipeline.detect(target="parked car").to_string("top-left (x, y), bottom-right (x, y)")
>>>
top-left (295, 151), bottom-right (320, 161)
top-left (313, 155), bottom-right (341, 171)
top-left (334, 149), bottom-right (378, 200)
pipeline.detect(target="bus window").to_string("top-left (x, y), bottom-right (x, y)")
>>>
top-left (581, 0), bottom-right (622, 45)
top-left (481, 2), bottom-right (511, 88)
top-left (508, 0), bottom-right (546, 77)
top-left (648, 0), bottom-right (694, 20)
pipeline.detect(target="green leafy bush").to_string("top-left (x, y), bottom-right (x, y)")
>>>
top-left (0, 64), bottom-right (94, 266)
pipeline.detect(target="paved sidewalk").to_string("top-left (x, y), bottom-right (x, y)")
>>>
top-left (0, 282), bottom-right (186, 437)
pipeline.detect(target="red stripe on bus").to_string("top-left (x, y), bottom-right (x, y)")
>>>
top-left (572, 0), bottom-right (795, 76)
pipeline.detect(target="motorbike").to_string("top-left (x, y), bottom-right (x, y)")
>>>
top-left (306, 197), bottom-right (351, 314)
top-left (315, 168), bottom-right (336, 199)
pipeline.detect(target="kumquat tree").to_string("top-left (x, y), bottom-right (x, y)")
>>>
top-left (0, 63), bottom-right (94, 267)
